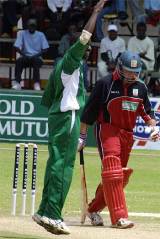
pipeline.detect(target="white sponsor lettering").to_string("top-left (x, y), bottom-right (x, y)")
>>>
top-left (134, 125), bottom-right (144, 133)
top-left (133, 125), bottom-right (150, 134)
top-left (0, 100), bottom-right (11, 114)
top-left (0, 100), bottom-right (34, 115)
top-left (36, 123), bottom-right (48, 137)
top-left (0, 121), bottom-right (48, 138)
top-left (21, 101), bottom-right (34, 115)
top-left (136, 117), bottom-right (144, 124)
top-left (25, 122), bottom-right (36, 136)
top-left (111, 90), bottom-right (120, 94)
top-left (12, 101), bottom-right (20, 115)
top-left (0, 121), bottom-right (11, 135)
top-left (12, 121), bottom-right (24, 136)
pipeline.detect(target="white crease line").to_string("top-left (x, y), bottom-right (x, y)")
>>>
top-left (0, 148), bottom-right (159, 157)
top-left (72, 211), bottom-right (160, 218)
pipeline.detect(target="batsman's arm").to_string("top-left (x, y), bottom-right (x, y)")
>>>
top-left (140, 90), bottom-right (159, 141)
top-left (146, 118), bottom-right (157, 127)
top-left (143, 93), bottom-right (159, 141)
top-left (145, 119), bottom-right (159, 141)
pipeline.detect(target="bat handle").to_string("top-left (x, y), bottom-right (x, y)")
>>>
top-left (80, 149), bottom-right (84, 165)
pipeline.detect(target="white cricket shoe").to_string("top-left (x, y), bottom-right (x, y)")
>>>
top-left (112, 218), bottom-right (134, 229)
top-left (87, 212), bottom-right (104, 226)
top-left (34, 82), bottom-right (41, 90)
top-left (12, 81), bottom-right (21, 90)
top-left (41, 216), bottom-right (70, 235)
top-left (32, 213), bottom-right (43, 227)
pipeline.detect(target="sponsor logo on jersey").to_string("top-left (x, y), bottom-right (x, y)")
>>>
top-left (122, 100), bottom-right (139, 111)
top-left (133, 89), bottom-right (138, 96)
top-left (111, 90), bottom-right (120, 94)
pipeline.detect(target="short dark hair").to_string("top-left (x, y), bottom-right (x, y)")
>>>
top-left (136, 22), bottom-right (147, 30)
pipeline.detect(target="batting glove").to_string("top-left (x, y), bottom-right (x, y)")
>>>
top-left (145, 126), bottom-right (160, 141)
top-left (77, 133), bottom-right (87, 152)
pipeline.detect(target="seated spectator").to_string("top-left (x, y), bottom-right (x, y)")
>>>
top-left (127, 22), bottom-right (155, 73)
top-left (148, 33), bottom-right (160, 96)
top-left (154, 32), bottom-right (160, 72)
top-left (144, 0), bottom-right (160, 26)
top-left (144, 0), bottom-right (160, 12)
top-left (82, 45), bottom-right (92, 92)
top-left (70, 0), bottom-right (93, 24)
top-left (47, 0), bottom-right (72, 36)
top-left (147, 75), bottom-right (160, 97)
top-left (1, 0), bottom-right (27, 38)
top-left (128, 0), bottom-right (160, 26)
top-left (156, 53), bottom-right (160, 72)
top-left (96, 0), bottom-right (128, 41)
top-left (58, 23), bottom-right (78, 57)
top-left (12, 18), bottom-right (49, 90)
top-left (22, 0), bottom-right (47, 31)
top-left (52, 23), bottom-right (78, 65)
top-left (83, 60), bottom-right (89, 91)
top-left (127, 0), bottom-right (145, 23)
top-left (97, 24), bottom-right (126, 79)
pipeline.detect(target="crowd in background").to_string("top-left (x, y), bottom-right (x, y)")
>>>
top-left (0, 0), bottom-right (95, 39)
top-left (0, 0), bottom-right (160, 39)
top-left (0, 0), bottom-right (160, 95)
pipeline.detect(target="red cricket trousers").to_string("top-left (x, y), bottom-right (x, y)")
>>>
top-left (88, 123), bottom-right (134, 224)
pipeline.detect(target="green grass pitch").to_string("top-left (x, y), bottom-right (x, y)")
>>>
top-left (0, 142), bottom-right (160, 216)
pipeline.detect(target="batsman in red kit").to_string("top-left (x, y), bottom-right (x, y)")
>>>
top-left (78, 50), bottom-right (159, 229)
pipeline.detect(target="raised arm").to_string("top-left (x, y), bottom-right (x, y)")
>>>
top-left (83, 0), bottom-right (107, 34)
top-left (79, 0), bottom-right (108, 45)
top-left (62, 0), bottom-right (107, 74)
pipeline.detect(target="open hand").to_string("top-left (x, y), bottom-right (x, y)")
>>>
top-left (150, 126), bottom-right (159, 141)
top-left (94, 0), bottom-right (108, 13)
top-left (145, 126), bottom-right (159, 141)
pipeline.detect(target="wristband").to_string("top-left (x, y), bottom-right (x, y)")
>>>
top-left (80, 30), bottom-right (92, 45)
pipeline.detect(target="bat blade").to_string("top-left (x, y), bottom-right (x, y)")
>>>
top-left (80, 150), bottom-right (88, 224)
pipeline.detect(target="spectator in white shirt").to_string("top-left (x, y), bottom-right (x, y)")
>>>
top-left (97, 24), bottom-right (126, 79)
top-left (128, 22), bottom-right (155, 71)
top-left (47, 0), bottom-right (72, 13)
top-left (47, 0), bottom-right (72, 35)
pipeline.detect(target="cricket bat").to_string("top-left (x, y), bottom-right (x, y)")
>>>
top-left (80, 149), bottom-right (88, 224)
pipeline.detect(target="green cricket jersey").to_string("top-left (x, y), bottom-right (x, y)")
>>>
top-left (41, 39), bottom-right (88, 113)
